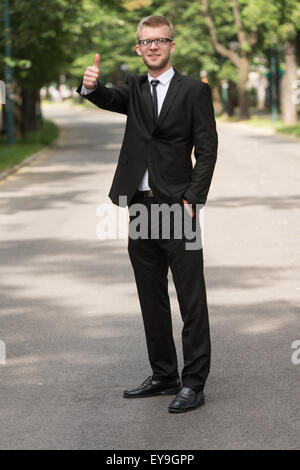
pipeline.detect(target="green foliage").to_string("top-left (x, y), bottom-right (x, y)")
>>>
top-left (0, 119), bottom-right (59, 172)
top-left (0, 0), bottom-right (84, 89)
top-left (0, 0), bottom-right (299, 90)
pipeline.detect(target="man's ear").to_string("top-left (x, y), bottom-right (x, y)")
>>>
top-left (136, 45), bottom-right (142, 56)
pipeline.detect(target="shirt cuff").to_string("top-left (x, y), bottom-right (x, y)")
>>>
top-left (81, 83), bottom-right (98, 95)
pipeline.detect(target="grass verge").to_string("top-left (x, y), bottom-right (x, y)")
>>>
top-left (217, 113), bottom-right (300, 138)
top-left (0, 119), bottom-right (59, 173)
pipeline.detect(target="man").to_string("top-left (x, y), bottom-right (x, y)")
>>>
top-left (77, 15), bottom-right (218, 413)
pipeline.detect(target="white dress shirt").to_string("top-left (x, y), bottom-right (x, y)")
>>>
top-left (81, 66), bottom-right (175, 191)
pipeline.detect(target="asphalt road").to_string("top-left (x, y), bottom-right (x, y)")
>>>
top-left (0, 102), bottom-right (299, 450)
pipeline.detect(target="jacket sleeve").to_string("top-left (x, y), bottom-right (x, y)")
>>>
top-left (76, 77), bottom-right (130, 115)
top-left (183, 82), bottom-right (218, 205)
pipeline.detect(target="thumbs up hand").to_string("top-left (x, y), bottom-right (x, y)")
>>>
top-left (83, 54), bottom-right (100, 90)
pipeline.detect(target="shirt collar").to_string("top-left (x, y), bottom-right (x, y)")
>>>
top-left (148, 66), bottom-right (175, 85)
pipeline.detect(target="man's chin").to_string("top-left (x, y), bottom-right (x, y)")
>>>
top-left (144, 57), bottom-right (168, 71)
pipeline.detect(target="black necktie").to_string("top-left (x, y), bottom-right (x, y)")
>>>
top-left (150, 79), bottom-right (160, 122)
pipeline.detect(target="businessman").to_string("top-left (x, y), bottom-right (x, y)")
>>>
top-left (77, 15), bottom-right (218, 413)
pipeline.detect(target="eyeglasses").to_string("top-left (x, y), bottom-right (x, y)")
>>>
top-left (138, 38), bottom-right (172, 48)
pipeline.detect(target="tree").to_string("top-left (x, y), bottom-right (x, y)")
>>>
top-left (240, 0), bottom-right (300, 124)
top-left (0, 0), bottom-right (85, 135)
top-left (278, 1), bottom-right (300, 124)
top-left (200, 0), bottom-right (260, 119)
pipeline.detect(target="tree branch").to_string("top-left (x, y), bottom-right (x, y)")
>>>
top-left (200, 0), bottom-right (240, 68)
top-left (231, 0), bottom-right (247, 47)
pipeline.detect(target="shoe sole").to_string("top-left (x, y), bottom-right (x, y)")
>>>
top-left (168, 397), bottom-right (205, 413)
top-left (123, 387), bottom-right (181, 398)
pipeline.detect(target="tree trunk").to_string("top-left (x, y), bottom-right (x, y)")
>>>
top-left (13, 81), bottom-right (23, 138)
top-left (228, 80), bottom-right (237, 116)
top-left (21, 87), bottom-right (39, 134)
top-left (238, 57), bottom-right (250, 119)
top-left (36, 89), bottom-right (43, 127)
top-left (211, 85), bottom-right (223, 114)
top-left (281, 39), bottom-right (298, 125)
top-left (257, 75), bottom-right (268, 111)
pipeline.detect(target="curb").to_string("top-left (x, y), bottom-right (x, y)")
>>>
top-left (0, 126), bottom-right (63, 182)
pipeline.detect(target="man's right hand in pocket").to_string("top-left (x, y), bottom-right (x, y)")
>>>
top-left (83, 53), bottom-right (100, 90)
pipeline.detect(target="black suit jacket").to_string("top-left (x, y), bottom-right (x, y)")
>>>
top-left (76, 68), bottom-right (218, 207)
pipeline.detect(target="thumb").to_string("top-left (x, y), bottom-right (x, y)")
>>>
top-left (94, 53), bottom-right (100, 69)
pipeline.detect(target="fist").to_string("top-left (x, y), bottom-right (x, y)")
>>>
top-left (83, 54), bottom-right (100, 90)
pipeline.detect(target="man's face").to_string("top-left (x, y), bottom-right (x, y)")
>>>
top-left (136, 25), bottom-right (176, 71)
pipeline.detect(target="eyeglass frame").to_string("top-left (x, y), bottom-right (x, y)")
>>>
top-left (138, 38), bottom-right (173, 48)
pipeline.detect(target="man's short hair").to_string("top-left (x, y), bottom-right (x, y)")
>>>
top-left (137, 15), bottom-right (174, 41)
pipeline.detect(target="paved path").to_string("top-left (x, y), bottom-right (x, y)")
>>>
top-left (0, 102), bottom-right (299, 450)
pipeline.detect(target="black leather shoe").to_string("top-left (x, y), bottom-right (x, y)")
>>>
top-left (168, 387), bottom-right (205, 413)
top-left (123, 375), bottom-right (181, 398)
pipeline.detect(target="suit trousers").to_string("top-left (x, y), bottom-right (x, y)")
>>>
top-left (127, 191), bottom-right (211, 392)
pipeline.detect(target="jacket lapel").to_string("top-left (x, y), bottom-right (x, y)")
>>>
top-left (141, 69), bottom-right (183, 129)
top-left (157, 69), bottom-right (182, 126)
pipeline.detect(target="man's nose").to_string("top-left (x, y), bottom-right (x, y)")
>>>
top-left (149, 41), bottom-right (159, 50)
